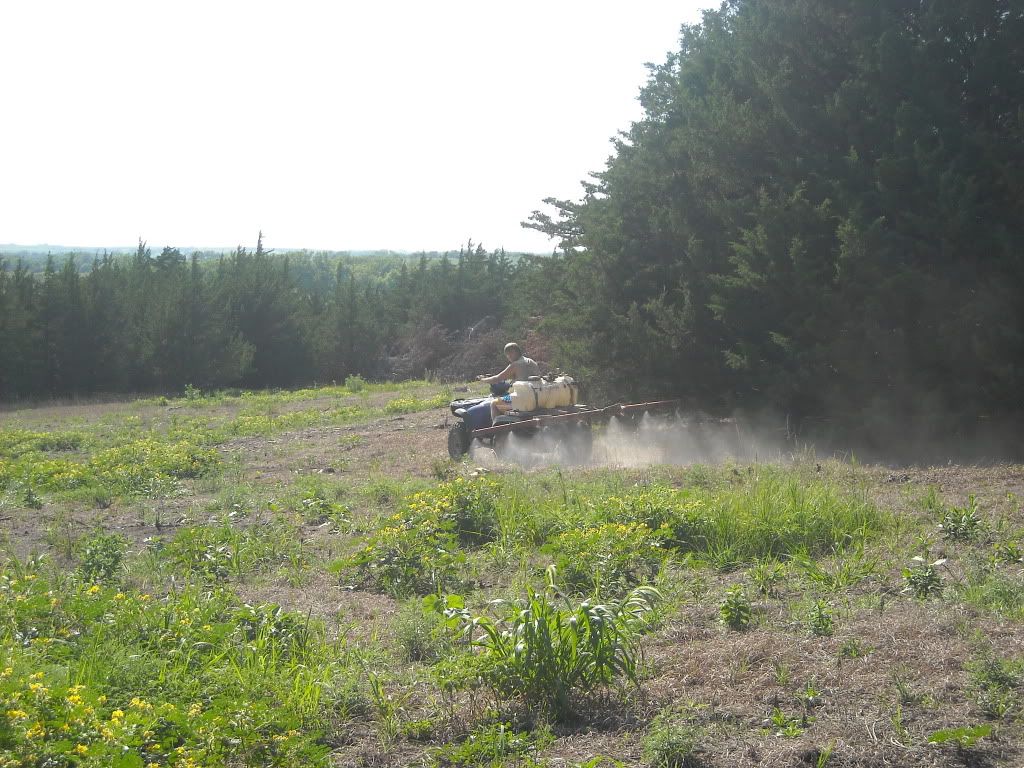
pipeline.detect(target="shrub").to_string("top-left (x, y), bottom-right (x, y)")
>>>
top-left (902, 557), bottom-right (944, 598)
top-left (77, 530), bottom-right (129, 584)
top-left (719, 585), bottom-right (751, 631)
top-left (939, 496), bottom-right (982, 540)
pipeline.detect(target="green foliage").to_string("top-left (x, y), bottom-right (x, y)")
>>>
top-left (547, 521), bottom-right (666, 595)
top-left (393, 598), bottom-right (454, 663)
top-left (332, 514), bottom-right (464, 598)
top-left (0, 557), bottom-right (345, 766)
top-left (383, 391), bottom-right (451, 415)
top-left (927, 724), bottom-right (991, 747)
top-left (335, 477), bottom-right (508, 597)
top-left (90, 438), bottom-right (219, 496)
top-left (750, 557), bottom-right (785, 596)
top-left (719, 585), bottom-right (752, 631)
top-left (642, 706), bottom-right (704, 768)
top-left (939, 496), bottom-right (983, 540)
top-left (766, 706), bottom-right (809, 738)
top-left (838, 638), bottom-right (869, 660)
top-left (432, 722), bottom-right (550, 767)
top-left (967, 651), bottom-right (1022, 719)
top-left (461, 568), bottom-right (659, 720)
top-left (593, 471), bottom-right (883, 565)
top-left (902, 557), bottom-right (944, 599)
top-left (992, 538), bottom-right (1024, 565)
top-left (77, 530), bottom-right (129, 584)
top-left (161, 520), bottom-right (303, 581)
top-left (793, 546), bottom-right (877, 592)
top-left (807, 600), bottom-right (834, 637)
top-left (957, 566), bottom-right (1024, 620)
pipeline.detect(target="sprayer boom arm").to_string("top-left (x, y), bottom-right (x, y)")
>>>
top-left (469, 399), bottom-right (679, 438)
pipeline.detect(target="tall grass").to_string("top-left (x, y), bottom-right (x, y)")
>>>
top-left (486, 467), bottom-right (885, 570)
top-left (464, 568), bottom-right (659, 720)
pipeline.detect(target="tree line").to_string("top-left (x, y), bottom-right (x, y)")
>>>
top-left (526, 0), bottom-right (1024, 449)
top-left (0, 237), bottom-right (534, 398)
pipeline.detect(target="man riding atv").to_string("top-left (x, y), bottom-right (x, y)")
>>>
top-left (475, 342), bottom-right (540, 422)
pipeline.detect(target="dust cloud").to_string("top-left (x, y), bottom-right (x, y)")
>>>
top-left (468, 411), bottom-right (789, 469)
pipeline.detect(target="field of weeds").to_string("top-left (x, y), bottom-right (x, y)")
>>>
top-left (1, 381), bottom-right (1022, 767)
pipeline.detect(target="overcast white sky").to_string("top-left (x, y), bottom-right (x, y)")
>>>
top-left (1, 1), bottom-right (709, 253)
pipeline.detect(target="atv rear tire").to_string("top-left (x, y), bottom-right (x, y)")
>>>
top-left (447, 422), bottom-right (471, 459)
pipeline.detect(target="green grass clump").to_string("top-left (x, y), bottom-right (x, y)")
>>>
top-left (581, 469), bottom-right (883, 567)
top-left (461, 568), bottom-right (659, 720)
top-left (642, 706), bottom-right (704, 768)
top-left (967, 651), bottom-right (1022, 719)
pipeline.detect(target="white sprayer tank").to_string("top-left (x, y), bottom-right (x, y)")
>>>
top-left (508, 376), bottom-right (578, 412)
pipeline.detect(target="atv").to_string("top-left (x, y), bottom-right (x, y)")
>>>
top-left (446, 393), bottom-right (679, 463)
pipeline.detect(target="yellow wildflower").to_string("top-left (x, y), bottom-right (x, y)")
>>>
top-left (87, 585), bottom-right (101, 595)
top-left (74, 744), bottom-right (89, 754)
top-left (26, 722), bottom-right (46, 739)
top-left (110, 709), bottom-right (125, 721)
